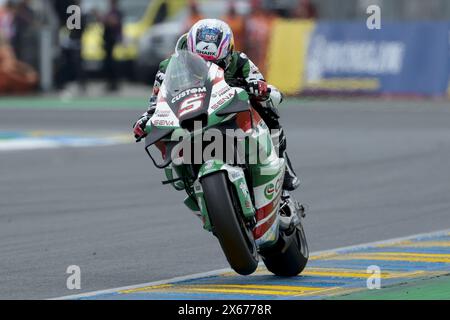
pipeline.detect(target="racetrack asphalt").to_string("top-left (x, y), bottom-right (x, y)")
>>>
top-left (1, 98), bottom-right (450, 299)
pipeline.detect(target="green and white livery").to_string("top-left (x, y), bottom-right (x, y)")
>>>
top-left (143, 51), bottom-right (308, 276)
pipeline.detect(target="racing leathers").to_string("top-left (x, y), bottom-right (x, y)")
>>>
top-left (133, 50), bottom-right (300, 191)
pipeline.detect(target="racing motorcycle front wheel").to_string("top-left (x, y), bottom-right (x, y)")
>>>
top-left (201, 171), bottom-right (259, 275)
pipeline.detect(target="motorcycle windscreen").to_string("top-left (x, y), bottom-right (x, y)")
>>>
top-left (164, 51), bottom-right (210, 97)
top-left (164, 51), bottom-right (212, 129)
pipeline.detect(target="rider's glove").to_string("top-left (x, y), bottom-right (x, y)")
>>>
top-left (133, 114), bottom-right (150, 142)
top-left (247, 79), bottom-right (270, 101)
top-left (133, 98), bottom-right (157, 142)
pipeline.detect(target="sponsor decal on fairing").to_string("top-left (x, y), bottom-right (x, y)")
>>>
top-left (253, 170), bottom-right (284, 209)
top-left (171, 87), bottom-right (207, 103)
top-left (151, 102), bottom-right (179, 127)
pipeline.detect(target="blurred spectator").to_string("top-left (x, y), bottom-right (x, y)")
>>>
top-left (245, 0), bottom-right (275, 74)
top-left (184, 0), bottom-right (203, 33)
top-left (57, 0), bottom-right (86, 92)
top-left (0, 1), bottom-right (16, 43)
top-left (12, 0), bottom-right (37, 67)
top-left (292, 0), bottom-right (318, 19)
top-left (0, 33), bottom-right (37, 94)
top-left (221, 0), bottom-right (245, 52)
top-left (99, 0), bottom-right (123, 92)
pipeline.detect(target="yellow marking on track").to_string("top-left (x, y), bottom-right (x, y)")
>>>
top-left (326, 252), bottom-right (450, 263)
top-left (119, 284), bottom-right (173, 294)
top-left (180, 287), bottom-right (313, 296)
top-left (386, 241), bottom-right (450, 248)
top-left (301, 268), bottom-right (425, 279)
top-left (197, 284), bottom-right (321, 291)
top-left (310, 252), bottom-right (340, 260)
top-left (375, 240), bottom-right (412, 248)
top-left (356, 252), bottom-right (450, 259)
top-left (222, 268), bottom-right (271, 276)
top-left (29, 131), bottom-right (45, 137)
top-left (220, 267), bottom-right (431, 279)
top-left (173, 284), bottom-right (340, 297)
top-left (223, 267), bottom-right (401, 278)
top-left (114, 234), bottom-right (450, 298)
top-left (110, 134), bottom-right (133, 142)
top-left (119, 283), bottom-right (341, 297)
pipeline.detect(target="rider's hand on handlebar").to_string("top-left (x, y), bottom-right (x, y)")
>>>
top-left (133, 104), bottom-right (157, 142)
top-left (133, 115), bottom-right (150, 142)
top-left (247, 79), bottom-right (271, 101)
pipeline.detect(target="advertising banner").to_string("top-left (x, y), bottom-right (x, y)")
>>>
top-left (267, 20), bottom-right (450, 96)
top-left (304, 21), bottom-right (449, 96)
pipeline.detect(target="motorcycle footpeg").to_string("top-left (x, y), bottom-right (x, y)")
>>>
top-left (296, 202), bottom-right (306, 218)
top-left (279, 209), bottom-right (301, 231)
top-left (279, 198), bottom-right (306, 231)
top-left (279, 215), bottom-right (293, 231)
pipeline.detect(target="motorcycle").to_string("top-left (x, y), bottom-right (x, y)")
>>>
top-left (139, 50), bottom-right (308, 276)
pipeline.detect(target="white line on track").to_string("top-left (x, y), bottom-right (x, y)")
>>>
top-left (51, 228), bottom-right (450, 300)
top-left (0, 135), bottom-right (131, 152)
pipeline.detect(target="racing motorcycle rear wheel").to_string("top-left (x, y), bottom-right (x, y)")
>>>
top-left (201, 171), bottom-right (259, 275)
top-left (261, 223), bottom-right (309, 277)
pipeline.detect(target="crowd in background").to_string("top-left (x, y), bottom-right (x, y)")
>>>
top-left (178, 0), bottom-right (318, 77)
top-left (0, 0), bottom-right (318, 95)
top-left (0, 0), bottom-right (39, 93)
top-left (55, 0), bottom-right (123, 92)
top-left (3, 0), bottom-right (450, 96)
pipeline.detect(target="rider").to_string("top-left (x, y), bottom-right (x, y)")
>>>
top-left (133, 19), bottom-right (300, 191)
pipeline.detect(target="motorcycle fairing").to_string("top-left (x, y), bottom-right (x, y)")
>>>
top-left (143, 52), bottom-right (285, 249)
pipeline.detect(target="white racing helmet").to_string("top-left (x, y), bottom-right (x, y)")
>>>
top-left (187, 19), bottom-right (235, 69)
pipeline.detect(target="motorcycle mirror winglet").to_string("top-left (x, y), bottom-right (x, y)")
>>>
top-left (144, 127), bottom-right (175, 169)
top-left (145, 126), bottom-right (174, 147)
top-left (145, 144), bottom-right (173, 169)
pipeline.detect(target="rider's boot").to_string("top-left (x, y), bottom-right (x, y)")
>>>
top-left (283, 150), bottom-right (300, 191)
top-left (253, 99), bottom-right (300, 192)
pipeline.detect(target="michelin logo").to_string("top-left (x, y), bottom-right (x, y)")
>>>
top-left (306, 35), bottom-right (405, 81)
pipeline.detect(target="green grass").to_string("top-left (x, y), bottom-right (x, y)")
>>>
top-left (0, 96), bottom-right (148, 110)
top-left (330, 274), bottom-right (450, 300)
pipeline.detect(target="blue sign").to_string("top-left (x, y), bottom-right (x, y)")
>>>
top-left (304, 21), bottom-right (450, 96)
